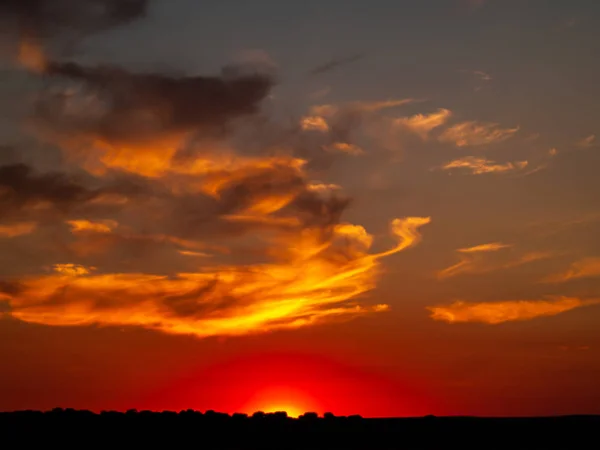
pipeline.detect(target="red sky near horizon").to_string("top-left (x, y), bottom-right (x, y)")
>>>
top-left (1, 0), bottom-right (600, 417)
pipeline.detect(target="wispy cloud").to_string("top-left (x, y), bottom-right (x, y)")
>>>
top-left (437, 242), bottom-right (511, 279)
top-left (393, 109), bottom-right (452, 140)
top-left (439, 156), bottom-right (528, 175)
top-left (459, 243), bottom-right (512, 253)
top-left (5, 217), bottom-right (431, 337)
top-left (0, 222), bottom-right (37, 238)
top-left (309, 53), bottom-right (366, 75)
top-left (437, 243), bottom-right (553, 279)
top-left (439, 121), bottom-right (519, 147)
top-left (543, 257), bottom-right (600, 283)
top-left (577, 134), bottom-right (596, 148)
top-left (67, 219), bottom-right (118, 234)
top-left (428, 297), bottom-right (600, 325)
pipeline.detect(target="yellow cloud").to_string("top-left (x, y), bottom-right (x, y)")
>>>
top-left (52, 263), bottom-right (93, 276)
top-left (438, 121), bottom-right (519, 147)
top-left (67, 220), bottom-right (118, 234)
top-left (428, 297), bottom-right (600, 324)
top-left (6, 217), bottom-right (431, 338)
top-left (458, 242), bottom-right (512, 253)
top-left (543, 257), bottom-right (600, 283)
top-left (440, 156), bottom-right (528, 174)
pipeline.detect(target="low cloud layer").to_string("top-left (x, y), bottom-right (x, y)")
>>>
top-left (427, 297), bottom-right (600, 324)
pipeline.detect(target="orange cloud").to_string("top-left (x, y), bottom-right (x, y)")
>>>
top-left (543, 257), bottom-right (600, 283)
top-left (5, 217), bottom-right (430, 338)
top-left (17, 37), bottom-right (47, 73)
top-left (0, 222), bottom-right (37, 238)
top-left (458, 242), bottom-right (512, 253)
top-left (437, 243), bottom-right (552, 279)
top-left (52, 263), bottom-right (94, 276)
top-left (440, 156), bottom-right (528, 174)
top-left (393, 108), bottom-right (452, 140)
top-left (324, 142), bottom-right (364, 155)
top-left (301, 116), bottom-right (329, 132)
top-left (428, 297), bottom-right (600, 324)
top-left (438, 121), bottom-right (519, 147)
top-left (67, 220), bottom-right (118, 234)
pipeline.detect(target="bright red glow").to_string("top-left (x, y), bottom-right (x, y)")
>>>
top-left (135, 352), bottom-right (437, 417)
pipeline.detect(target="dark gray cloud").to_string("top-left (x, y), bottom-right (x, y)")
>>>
top-left (33, 62), bottom-right (275, 144)
top-left (309, 53), bottom-right (366, 76)
top-left (0, 0), bottom-right (148, 41)
top-left (0, 163), bottom-right (98, 215)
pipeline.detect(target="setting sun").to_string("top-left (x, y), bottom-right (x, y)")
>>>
top-left (242, 386), bottom-right (320, 418)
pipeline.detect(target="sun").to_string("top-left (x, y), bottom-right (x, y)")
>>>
top-left (241, 386), bottom-right (320, 418)
top-left (260, 403), bottom-right (305, 418)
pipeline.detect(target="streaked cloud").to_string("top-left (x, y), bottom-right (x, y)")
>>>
top-left (307, 182), bottom-right (342, 193)
top-left (458, 242), bottom-right (512, 253)
top-left (393, 108), bottom-right (452, 140)
top-left (438, 121), bottom-right (519, 147)
top-left (5, 217), bottom-right (430, 338)
top-left (439, 156), bottom-right (528, 175)
top-left (577, 134), bottom-right (596, 148)
top-left (309, 53), bottom-right (366, 75)
top-left (0, 222), bottom-right (37, 238)
top-left (428, 297), bottom-right (600, 324)
top-left (438, 243), bottom-right (553, 279)
top-left (324, 142), bottom-right (364, 155)
top-left (67, 219), bottom-right (118, 234)
top-left (543, 257), bottom-right (600, 283)
top-left (437, 242), bottom-right (510, 279)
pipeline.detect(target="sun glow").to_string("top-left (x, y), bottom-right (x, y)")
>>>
top-left (241, 386), bottom-right (320, 418)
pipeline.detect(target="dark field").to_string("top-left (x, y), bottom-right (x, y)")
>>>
top-left (1, 409), bottom-right (598, 449)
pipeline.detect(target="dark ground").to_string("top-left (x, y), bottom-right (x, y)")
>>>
top-left (1, 409), bottom-right (598, 449)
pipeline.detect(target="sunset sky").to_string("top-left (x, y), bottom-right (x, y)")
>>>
top-left (1, 0), bottom-right (600, 417)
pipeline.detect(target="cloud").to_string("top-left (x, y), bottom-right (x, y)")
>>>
top-left (437, 243), bottom-right (553, 279)
top-left (4, 216), bottom-right (430, 338)
top-left (438, 121), bottom-right (519, 147)
top-left (67, 219), bottom-right (118, 234)
top-left (0, 222), bottom-right (37, 237)
top-left (472, 70), bottom-right (492, 82)
top-left (0, 2), bottom-right (434, 339)
top-left (309, 53), bottom-right (366, 75)
top-left (1, 0), bottom-right (149, 68)
top-left (458, 242), bottom-right (512, 253)
top-left (439, 156), bottom-right (528, 175)
top-left (393, 109), bottom-right (452, 140)
top-left (543, 257), bottom-right (600, 283)
top-left (301, 116), bottom-right (329, 132)
top-left (0, 163), bottom-right (99, 217)
top-left (428, 297), bottom-right (600, 324)
top-left (577, 134), bottom-right (596, 148)
top-left (52, 263), bottom-right (93, 276)
top-left (35, 61), bottom-right (274, 146)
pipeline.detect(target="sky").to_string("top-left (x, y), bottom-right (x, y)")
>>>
top-left (1, 0), bottom-right (600, 417)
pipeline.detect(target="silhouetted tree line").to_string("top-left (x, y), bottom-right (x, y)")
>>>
top-left (1, 408), bottom-right (598, 449)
